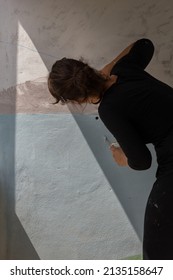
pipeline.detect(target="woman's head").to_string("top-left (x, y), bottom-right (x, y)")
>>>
top-left (48, 58), bottom-right (107, 105)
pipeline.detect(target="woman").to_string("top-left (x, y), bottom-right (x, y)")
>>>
top-left (48, 38), bottom-right (173, 260)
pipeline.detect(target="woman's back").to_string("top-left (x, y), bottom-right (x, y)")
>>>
top-left (98, 38), bottom-right (173, 172)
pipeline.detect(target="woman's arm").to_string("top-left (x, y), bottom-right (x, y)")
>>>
top-left (98, 106), bottom-right (152, 171)
top-left (100, 42), bottom-right (134, 76)
top-left (110, 145), bottom-right (128, 167)
top-left (100, 38), bottom-right (154, 76)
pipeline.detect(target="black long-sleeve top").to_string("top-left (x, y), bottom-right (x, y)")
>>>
top-left (98, 39), bottom-right (173, 174)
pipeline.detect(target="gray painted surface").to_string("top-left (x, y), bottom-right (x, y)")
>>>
top-left (0, 115), bottom-right (39, 259)
top-left (0, 0), bottom-right (173, 259)
top-left (15, 114), bottom-right (141, 259)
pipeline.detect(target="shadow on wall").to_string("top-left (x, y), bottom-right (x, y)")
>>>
top-left (0, 0), bottom-right (39, 259)
top-left (0, 120), bottom-right (40, 260)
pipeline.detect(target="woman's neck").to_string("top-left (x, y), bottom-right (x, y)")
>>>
top-left (88, 75), bottom-right (117, 104)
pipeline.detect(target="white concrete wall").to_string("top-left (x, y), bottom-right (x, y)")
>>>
top-left (1, 0), bottom-right (173, 259)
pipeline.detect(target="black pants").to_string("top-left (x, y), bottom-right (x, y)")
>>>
top-left (143, 172), bottom-right (173, 259)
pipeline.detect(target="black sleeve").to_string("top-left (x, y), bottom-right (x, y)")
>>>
top-left (99, 107), bottom-right (152, 170)
top-left (111, 38), bottom-right (155, 73)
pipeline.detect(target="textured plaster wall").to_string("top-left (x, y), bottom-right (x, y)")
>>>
top-left (1, 0), bottom-right (173, 259)
top-left (15, 114), bottom-right (141, 259)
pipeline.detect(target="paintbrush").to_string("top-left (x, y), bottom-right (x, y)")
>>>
top-left (104, 135), bottom-right (119, 148)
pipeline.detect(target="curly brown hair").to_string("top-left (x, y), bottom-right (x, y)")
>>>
top-left (48, 58), bottom-right (107, 104)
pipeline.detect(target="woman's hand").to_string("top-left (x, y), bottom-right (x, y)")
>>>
top-left (110, 145), bottom-right (128, 167)
top-left (99, 67), bottom-right (111, 79)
